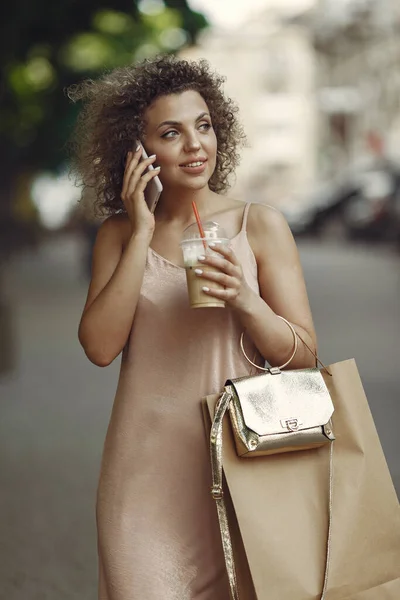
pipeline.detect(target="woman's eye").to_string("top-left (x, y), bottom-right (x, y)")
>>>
top-left (162, 130), bottom-right (178, 139)
top-left (199, 123), bottom-right (212, 131)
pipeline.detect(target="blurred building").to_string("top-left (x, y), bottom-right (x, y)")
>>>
top-left (181, 1), bottom-right (319, 205)
top-left (310, 0), bottom-right (400, 177)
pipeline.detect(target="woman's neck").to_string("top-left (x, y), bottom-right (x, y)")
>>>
top-left (155, 185), bottom-right (219, 227)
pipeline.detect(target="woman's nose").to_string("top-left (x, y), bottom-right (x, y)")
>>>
top-left (184, 135), bottom-right (201, 152)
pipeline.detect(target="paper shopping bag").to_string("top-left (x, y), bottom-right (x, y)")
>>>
top-left (203, 359), bottom-right (400, 599)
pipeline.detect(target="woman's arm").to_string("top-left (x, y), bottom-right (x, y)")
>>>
top-left (79, 146), bottom-right (161, 367)
top-left (196, 204), bottom-right (317, 369)
top-left (237, 204), bottom-right (316, 368)
top-left (78, 216), bottom-right (151, 367)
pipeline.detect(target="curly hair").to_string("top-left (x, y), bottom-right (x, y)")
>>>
top-left (67, 55), bottom-right (246, 216)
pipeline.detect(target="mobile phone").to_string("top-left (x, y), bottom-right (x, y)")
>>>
top-left (140, 143), bottom-right (163, 213)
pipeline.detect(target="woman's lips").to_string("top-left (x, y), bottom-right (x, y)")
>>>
top-left (179, 159), bottom-right (207, 175)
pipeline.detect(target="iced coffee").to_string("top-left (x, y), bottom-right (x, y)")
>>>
top-left (180, 222), bottom-right (229, 309)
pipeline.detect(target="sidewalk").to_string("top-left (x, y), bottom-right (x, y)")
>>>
top-left (1, 233), bottom-right (119, 599)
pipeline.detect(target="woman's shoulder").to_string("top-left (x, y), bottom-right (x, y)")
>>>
top-left (246, 203), bottom-right (294, 259)
top-left (247, 202), bottom-right (290, 235)
top-left (212, 197), bottom-right (290, 243)
top-left (217, 197), bottom-right (287, 226)
top-left (97, 213), bottom-right (131, 247)
top-left (247, 202), bottom-right (286, 227)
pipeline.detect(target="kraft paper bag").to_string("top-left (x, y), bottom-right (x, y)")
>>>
top-left (203, 359), bottom-right (400, 600)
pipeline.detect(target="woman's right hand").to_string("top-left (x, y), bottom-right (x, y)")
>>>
top-left (121, 145), bottom-right (160, 239)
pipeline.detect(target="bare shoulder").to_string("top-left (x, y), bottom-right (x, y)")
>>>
top-left (96, 213), bottom-right (131, 248)
top-left (247, 202), bottom-right (288, 234)
top-left (247, 203), bottom-right (295, 261)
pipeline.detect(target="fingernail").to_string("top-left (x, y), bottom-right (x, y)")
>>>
top-left (149, 154), bottom-right (156, 159)
top-left (202, 286), bottom-right (210, 292)
top-left (136, 144), bottom-right (141, 151)
top-left (209, 242), bottom-right (216, 247)
top-left (194, 268), bottom-right (203, 275)
top-left (198, 255), bottom-right (206, 261)
top-left (154, 166), bottom-right (161, 170)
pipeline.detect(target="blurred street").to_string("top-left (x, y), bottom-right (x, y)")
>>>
top-left (0, 233), bottom-right (399, 599)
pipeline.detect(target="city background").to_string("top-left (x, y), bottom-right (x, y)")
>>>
top-left (1, 0), bottom-right (399, 598)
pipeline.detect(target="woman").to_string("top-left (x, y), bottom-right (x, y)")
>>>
top-left (69, 55), bottom-right (317, 600)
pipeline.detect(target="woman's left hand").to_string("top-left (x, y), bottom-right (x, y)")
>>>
top-left (195, 242), bottom-right (253, 311)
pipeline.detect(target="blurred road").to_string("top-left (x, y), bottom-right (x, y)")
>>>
top-left (1, 233), bottom-right (399, 599)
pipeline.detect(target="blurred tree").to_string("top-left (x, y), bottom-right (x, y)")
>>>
top-left (0, 0), bottom-right (207, 246)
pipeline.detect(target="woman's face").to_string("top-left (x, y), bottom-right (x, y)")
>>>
top-left (142, 90), bottom-right (217, 192)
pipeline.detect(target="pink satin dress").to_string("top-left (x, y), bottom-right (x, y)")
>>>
top-left (97, 203), bottom-right (262, 599)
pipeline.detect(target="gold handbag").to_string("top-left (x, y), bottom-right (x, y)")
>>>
top-left (210, 317), bottom-right (335, 600)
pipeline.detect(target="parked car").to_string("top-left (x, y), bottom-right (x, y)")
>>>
top-left (281, 180), bottom-right (358, 237)
top-left (282, 160), bottom-right (400, 243)
top-left (342, 165), bottom-right (400, 241)
top-left (393, 184), bottom-right (400, 249)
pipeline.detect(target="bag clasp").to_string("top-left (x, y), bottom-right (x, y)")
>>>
top-left (281, 418), bottom-right (301, 431)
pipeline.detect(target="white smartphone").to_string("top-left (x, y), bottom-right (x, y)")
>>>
top-left (140, 144), bottom-right (163, 213)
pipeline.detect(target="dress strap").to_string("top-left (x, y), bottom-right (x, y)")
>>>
top-left (240, 202), bottom-right (252, 234)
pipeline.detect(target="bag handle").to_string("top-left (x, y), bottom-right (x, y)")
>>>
top-left (210, 391), bottom-right (334, 600)
top-left (240, 315), bottom-right (332, 374)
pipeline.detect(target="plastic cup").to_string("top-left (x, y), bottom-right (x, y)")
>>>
top-left (180, 221), bottom-right (229, 309)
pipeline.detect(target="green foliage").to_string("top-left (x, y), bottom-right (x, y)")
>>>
top-left (0, 0), bottom-right (207, 173)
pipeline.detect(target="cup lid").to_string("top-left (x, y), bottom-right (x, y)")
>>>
top-left (181, 220), bottom-right (228, 242)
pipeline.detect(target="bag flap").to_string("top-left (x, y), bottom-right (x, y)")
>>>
top-left (228, 368), bottom-right (334, 436)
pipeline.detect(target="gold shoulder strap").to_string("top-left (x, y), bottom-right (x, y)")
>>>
top-left (210, 390), bottom-right (334, 600)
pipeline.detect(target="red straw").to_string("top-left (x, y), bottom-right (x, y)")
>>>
top-left (191, 200), bottom-right (207, 251)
